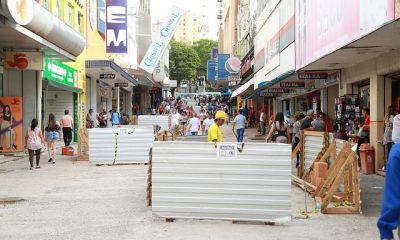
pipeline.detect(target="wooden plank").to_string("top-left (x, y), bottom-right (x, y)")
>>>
top-left (292, 175), bottom-right (342, 200)
top-left (324, 207), bottom-right (360, 214)
top-left (351, 153), bottom-right (361, 213)
top-left (321, 154), bottom-right (353, 213)
top-left (303, 130), bottom-right (326, 137)
top-left (291, 141), bottom-right (302, 160)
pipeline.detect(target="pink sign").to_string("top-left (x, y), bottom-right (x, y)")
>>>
top-left (296, 0), bottom-right (395, 70)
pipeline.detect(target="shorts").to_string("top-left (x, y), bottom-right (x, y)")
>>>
top-left (47, 131), bottom-right (60, 141)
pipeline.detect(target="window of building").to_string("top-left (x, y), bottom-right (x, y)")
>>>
top-left (78, 13), bottom-right (84, 34)
top-left (67, 4), bottom-right (75, 28)
top-left (36, 0), bottom-right (50, 9)
top-left (97, 0), bottom-right (106, 35)
top-left (53, 0), bottom-right (63, 18)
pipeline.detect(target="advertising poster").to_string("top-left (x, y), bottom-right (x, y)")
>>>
top-left (0, 97), bottom-right (23, 153)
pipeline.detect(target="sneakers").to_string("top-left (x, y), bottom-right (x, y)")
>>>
top-left (48, 158), bottom-right (53, 163)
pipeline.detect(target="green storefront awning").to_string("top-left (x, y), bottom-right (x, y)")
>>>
top-left (45, 79), bottom-right (83, 93)
top-left (43, 58), bottom-right (83, 93)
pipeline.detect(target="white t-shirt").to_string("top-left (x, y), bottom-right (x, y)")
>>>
top-left (203, 118), bottom-right (214, 130)
top-left (392, 114), bottom-right (400, 143)
top-left (260, 112), bottom-right (266, 122)
top-left (171, 113), bottom-right (181, 125)
top-left (189, 117), bottom-right (201, 132)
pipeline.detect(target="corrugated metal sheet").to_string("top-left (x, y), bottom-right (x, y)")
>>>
top-left (304, 135), bottom-right (324, 171)
top-left (138, 115), bottom-right (170, 131)
top-left (152, 142), bottom-right (292, 222)
top-left (88, 126), bottom-right (154, 164)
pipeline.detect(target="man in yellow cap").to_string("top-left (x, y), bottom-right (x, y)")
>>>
top-left (208, 110), bottom-right (225, 142)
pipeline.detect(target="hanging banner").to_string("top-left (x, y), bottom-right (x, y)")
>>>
top-left (140, 6), bottom-right (185, 73)
top-left (106, 0), bottom-right (128, 53)
top-left (0, 97), bottom-right (23, 153)
top-left (280, 81), bottom-right (305, 88)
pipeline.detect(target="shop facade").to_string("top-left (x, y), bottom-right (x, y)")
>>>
top-left (0, 0), bottom-right (84, 151)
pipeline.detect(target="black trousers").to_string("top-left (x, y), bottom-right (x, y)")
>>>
top-left (28, 149), bottom-right (41, 167)
top-left (63, 127), bottom-right (72, 146)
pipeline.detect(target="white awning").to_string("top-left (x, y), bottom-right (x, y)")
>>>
top-left (231, 78), bottom-right (254, 98)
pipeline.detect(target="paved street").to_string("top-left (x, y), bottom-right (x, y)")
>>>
top-left (0, 124), bottom-right (385, 240)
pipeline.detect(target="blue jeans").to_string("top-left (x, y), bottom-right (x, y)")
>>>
top-left (236, 128), bottom-right (244, 142)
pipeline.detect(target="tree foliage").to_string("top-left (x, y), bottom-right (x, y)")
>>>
top-left (169, 40), bottom-right (200, 87)
top-left (192, 39), bottom-right (219, 75)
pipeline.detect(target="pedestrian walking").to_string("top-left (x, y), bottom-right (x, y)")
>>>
top-left (120, 113), bottom-right (129, 125)
top-left (266, 112), bottom-right (289, 143)
top-left (392, 113), bottom-right (400, 144)
top-left (86, 108), bottom-right (96, 128)
top-left (383, 106), bottom-right (395, 163)
top-left (60, 110), bottom-right (74, 147)
top-left (25, 118), bottom-right (45, 170)
top-left (377, 142), bottom-right (400, 240)
top-left (45, 114), bottom-right (61, 164)
top-left (259, 108), bottom-right (266, 135)
top-left (208, 110), bottom-right (225, 142)
top-left (292, 112), bottom-right (304, 167)
top-left (203, 113), bottom-right (214, 135)
top-left (111, 109), bottom-right (120, 126)
top-left (233, 109), bottom-right (246, 142)
top-left (187, 114), bottom-right (201, 136)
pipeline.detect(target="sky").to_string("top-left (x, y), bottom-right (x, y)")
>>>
top-left (150, 0), bottom-right (219, 40)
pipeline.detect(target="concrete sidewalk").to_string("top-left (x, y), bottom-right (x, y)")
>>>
top-left (0, 128), bottom-right (385, 240)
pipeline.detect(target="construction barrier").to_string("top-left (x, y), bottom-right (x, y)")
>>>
top-left (88, 126), bottom-right (154, 164)
top-left (138, 115), bottom-right (170, 132)
top-left (293, 132), bottom-right (361, 214)
top-left (77, 128), bottom-right (89, 161)
top-left (151, 142), bottom-right (292, 223)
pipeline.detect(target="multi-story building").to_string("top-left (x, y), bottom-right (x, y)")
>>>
top-left (0, 0), bottom-right (85, 151)
top-left (85, 0), bottom-right (153, 118)
top-left (174, 12), bottom-right (200, 45)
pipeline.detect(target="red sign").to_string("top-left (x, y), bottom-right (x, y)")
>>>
top-left (280, 82), bottom-right (305, 88)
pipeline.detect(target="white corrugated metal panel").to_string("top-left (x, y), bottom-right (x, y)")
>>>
top-left (88, 126), bottom-right (154, 164)
top-left (304, 135), bottom-right (324, 171)
top-left (138, 115), bottom-right (170, 131)
top-left (152, 142), bottom-right (292, 222)
top-left (45, 91), bottom-right (74, 124)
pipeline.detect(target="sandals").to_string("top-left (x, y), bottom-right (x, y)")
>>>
top-left (36, 166), bottom-right (40, 169)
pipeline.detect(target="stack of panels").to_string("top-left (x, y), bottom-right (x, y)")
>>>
top-left (138, 115), bottom-right (170, 131)
top-left (304, 135), bottom-right (325, 171)
top-left (152, 142), bottom-right (292, 222)
top-left (88, 127), bottom-right (154, 164)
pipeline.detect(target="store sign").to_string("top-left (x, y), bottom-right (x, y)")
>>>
top-left (44, 58), bottom-right (77, 87)
top-left (5, 51), bottom-right (43, 70)
top-left (106, 0), bottom-right (127, 53)
top-left (296, 0), bottom-right (395, 69)
top-left (325, 72), bottom-right (340, 85)
top-left (240, 57), bottom-right (252, 76)
top-left (99, 73), bottom-right (115, 79)
top-left (140, 6), bottom-right (185, 73)
top-left (259, 92), bottom-right (277, 97)
top-left (168, 80), bottom-right (177, 88)
top-left (114, 82), bottom-right (128, 87)
top-left (298, 71), bottom-right (328, 80)
top-left (267, 88), bottom-right (290, 93)
top-left (280, 81), bottom-right (305, 88)
top-left (6, 0), bottom-right (34, 25)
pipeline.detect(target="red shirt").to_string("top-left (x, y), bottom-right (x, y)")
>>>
top-left (364, 116), bottom-right (370, 126)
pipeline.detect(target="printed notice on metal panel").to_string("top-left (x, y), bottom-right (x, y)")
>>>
top-left (217, 144), bottom-right (237, 159)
